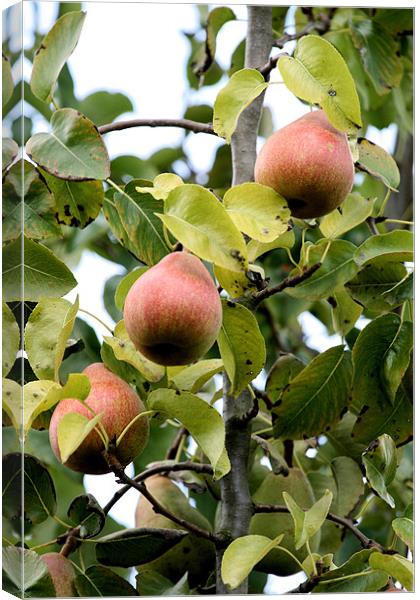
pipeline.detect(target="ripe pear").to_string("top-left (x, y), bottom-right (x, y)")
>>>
top-left (249, 469), bottom-right (319, 575)
top-left (124, 252), bottom-right (222, 366)
top-left (49, 363), bottom-right (149, 474)
top-left (254, 110), bottom-right (354, 218)
top-left (41, 552), bottom-right (76, 597)
top-left (135, 475), bottom-right (214, 585)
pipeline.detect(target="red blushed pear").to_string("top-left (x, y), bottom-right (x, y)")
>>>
top-left (41, 553), bottom-right (76, 597)
top-left (255, 110), bottom-right (355, 219)
top-left (123, 252), bottom-right (222, 366)
top-left (49, 363), bottom-right (149, 474)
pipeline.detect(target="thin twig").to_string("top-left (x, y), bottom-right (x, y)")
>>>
top-left (165, 427), bottom-right (188, 460)
top-left (106, 453), bottom-right (220, 545)
top-left (252, 262), bottom-right (322, 306)
top-left (103, 459), bottom-right (213, 513)
top-left (253, 503), bottom-right (393, 553)
top-left (98, 118), bottom-right (216, 136)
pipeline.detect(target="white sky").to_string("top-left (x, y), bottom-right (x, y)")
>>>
top-left (4, 0), bottom-right (407, 594)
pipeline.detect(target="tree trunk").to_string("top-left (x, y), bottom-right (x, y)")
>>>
top-left (215, 6), bottom-right (272, 594)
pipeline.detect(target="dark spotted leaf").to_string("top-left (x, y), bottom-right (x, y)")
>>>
top-left (68, 493), bottom-right (105, 538)
top-left (41, 169), bottom-right (104, 228)
top-left (356, 138), bottom-right (400, 190)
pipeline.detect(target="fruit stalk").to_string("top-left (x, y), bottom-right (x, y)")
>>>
top-left (215, 6), bottom-right (273, 595)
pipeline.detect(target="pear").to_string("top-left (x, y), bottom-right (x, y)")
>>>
top-left (124, 252), bottom-right (222, 366)
top-left (255, 110), bottom-right (354, 219)
top-left (249, 468), bottom-right (320, 575)
top-left (135, 475), bottom-right (214, 585)
top-left (49, 363), bottom-right (149, 474)
top-left (41, 552), bottom-right (76, 597)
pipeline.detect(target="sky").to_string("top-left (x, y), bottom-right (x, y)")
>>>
top-left (5, 0), bottom-right (400, 594)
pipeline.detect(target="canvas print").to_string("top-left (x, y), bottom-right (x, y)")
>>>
top-left (2, 1), bottom-right (414, 596)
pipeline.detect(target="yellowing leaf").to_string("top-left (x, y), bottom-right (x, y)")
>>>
top-left (58, 411), bottom-right (104, 463)
top-left (278, 35), bottom-right (362, 134)
top-left (213, 68), bottom-right (268, 142)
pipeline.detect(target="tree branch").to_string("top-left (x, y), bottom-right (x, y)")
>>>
top-left (216, 7), bottom-right (273, 595)
top-left (103, 460), bottom-right (214, 515)
top-left (259, 9), bottom-right (335, 79)
top-left (98, 118), bottom-right (216, 136)
top-left (105, 452), bottom-right (220, 545)
top-left (252, 262), bottom-right (322, 306)
top-left (253, 503), bottom-right (393, 554)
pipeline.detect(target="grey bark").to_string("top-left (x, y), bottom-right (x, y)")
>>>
top-left (231, 6), bottom-right (273, 186)
top-left (215, 6), bottom-right (273, 595)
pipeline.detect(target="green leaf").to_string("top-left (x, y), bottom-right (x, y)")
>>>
top-left (95, 527), bottom-right (188, 567)
top-left (136, 570), bottom-right (189, 596)
top-left (2, 236), bottom-right (77, 302)
top-left (355, 230), bottom-right (413, 266)
top-left (217, 300), bottom-right (266, 397)
top-left (68, 493), bottom-right (105, 539)
top-left (320, 193), bottom-right (374, 239)
top-left (169, 359), bottom-right (224, 393)
top-left (25, 296), bottom-right (79, 381)
top-left (2, 137), bottom-right (18, 172)
top-left (2, 160), bottom-right (62, 241)
top-left (346, 261), bottom-right (412, 313)
top-left (2, 453), bottom-right (56, 524)
top-left (247, 230), bottom-right (295, 262)
top-left (350, 20), bottom-right (403, 95)
top-left (192, 7), bottom-right (236, 77)
top-left (283, 489), bottom-right (333, 549)
top-left (329, 456), bottom-right (364, 517)
top-left (286, 239), bottom-right (358, 301)
top-left (75, 565), bottom-right (139, 597)
top-left (312, 549), bottom-right (389, 593)
top-left (26, 108), bottom-right (110, 181)
top-left (136, 173), bottom-right (184, 200)
top-left (115, 267), bottom-right (148, 311)
top-left (2, 303), bottom-right (19, 377)
top-left (265, 353), bottom-right (305, 403)
top-left (2, 546), bottom-right (55, 598)
top-left (108, 180), bottom-right (170, 266)
top-left (352, 313), bottom-right (410, 411)
top-left (362, 434), bottom-right (397, 508)
top-left (2, 53), bottom-right (14, 107)
top-left (147, 388), bottom-right (230, 479)
top-left (273, 346), bottom-right (352, 440)
top-left (221, 534), bottom-right (284, 590)
top-left (79, 90), bottom-right (133, 126)
top-left (103, 320), bottom-right (165, 383)
top-left (382, 321), bottom-right (413, 403)
top-left (57, 410), bottom-right (104, 463)
top-left (159, 184), bottom-right (248, 272)
top-left (352, 363), bottom-right (413, 446)
top-left (213, 69), bottom-right (268, 142)
top-left (41, 169), bottom-right (104, 228)
top-left (369, 553), bottom-right (413, 591)
top-left (356, 138), bottom-right (400, 190)
top-left (392, 518), bottom-right (413, 553)
top-left (330, 288), bottom-right (363, 337)
top-left (30, 10), bottom-right (86, 102)
top-left (223, 182), bottom-right (290, 242)
top-left (277, 35), bottom-right (362, 133)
